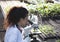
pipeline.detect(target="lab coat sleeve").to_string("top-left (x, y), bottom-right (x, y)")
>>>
top-left (23, 25), bottom-right (32, 36)
top-left (24, 25), bottom-right (32, 31)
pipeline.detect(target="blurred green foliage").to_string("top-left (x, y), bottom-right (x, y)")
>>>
top-left (27, 3), bottom-right (60, 17)
top-left (39, 25), bottom-right (56, 35)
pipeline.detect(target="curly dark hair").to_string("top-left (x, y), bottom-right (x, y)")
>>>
top-left (4, 6), bottom-right (28, 28)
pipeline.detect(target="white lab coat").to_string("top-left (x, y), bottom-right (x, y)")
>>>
top-left (4, 25), bottom-right (24, 42)
top-left (4, 25), bottom-right (32, 42)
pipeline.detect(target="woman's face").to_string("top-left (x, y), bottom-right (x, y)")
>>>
top-left (19, 16), bottom-right (28, 27)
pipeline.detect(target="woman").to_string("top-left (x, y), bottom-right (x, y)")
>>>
top-left (4, 6), bottom-right (28, 42)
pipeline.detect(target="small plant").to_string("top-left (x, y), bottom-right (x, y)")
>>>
top-left (39, 25), bottom-right (56, 35)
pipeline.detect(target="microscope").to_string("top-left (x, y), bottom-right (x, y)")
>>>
top-left (23, 14), bottom-right (40, 42)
